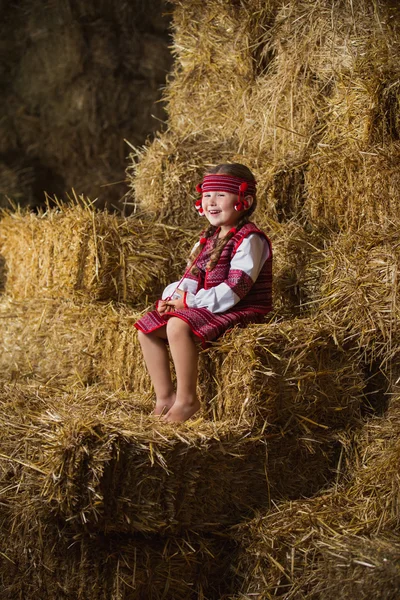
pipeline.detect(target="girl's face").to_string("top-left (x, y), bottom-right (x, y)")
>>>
top-left (202, 190), bottom-right (243, 233)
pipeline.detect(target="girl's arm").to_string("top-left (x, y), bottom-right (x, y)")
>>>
top-left (161, 278), bottom-right (198, 300)
top-left (169, 234), bottom-right (270, 313)
top-left (160, 240), bottom-right (201, 301)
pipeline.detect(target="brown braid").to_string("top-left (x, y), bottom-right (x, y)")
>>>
top-left (206, 213), bottom-right (251, 271)
top-left (190, 162), bottom-right (257, 273)
top-left (189, 224), bottom-right (216, 275)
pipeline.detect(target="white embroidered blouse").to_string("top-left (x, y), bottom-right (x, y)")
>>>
top-left (161, 234), bottom-right (270, 314)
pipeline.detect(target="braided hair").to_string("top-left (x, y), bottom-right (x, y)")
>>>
top-left (190, 163), bottom-right (257, 273)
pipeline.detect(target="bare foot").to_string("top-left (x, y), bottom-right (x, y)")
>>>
top-left (162, 398), bottom-right (200, 423)
top-left (153, 393), bottom-right (176, 417)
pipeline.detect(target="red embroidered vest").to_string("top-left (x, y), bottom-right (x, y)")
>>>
top-left (193, 222), bottom-right (273, 314)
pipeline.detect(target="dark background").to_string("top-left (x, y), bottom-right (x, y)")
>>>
top-left (0, 0), bottom-right (173, 212)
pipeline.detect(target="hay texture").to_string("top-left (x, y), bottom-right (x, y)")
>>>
top-left (2, 0), bottom-right (172, 210)
top-left (0, 382), bottom-right (268, 536)
top-left (0, 202), bottom-right (194, 304)
top-left (0, 295), bottom-right (218, 404)
top-left (203, 316), bottom-right (367, 497)
top-left (209, 317), bottom-right (365, 432)
top-left (232, 493), bottom-right (355, 599)
top-left (231, 395), bottom-right (400, 598)
top-left (347, 400), bottom-right (400, 534)
top-left (127, 0), bottom-right (400, 232)
top-left (0, 514), bottom-right (233, 600)
top-left (308, 222), bottom-right (400, 364)
top-left (305, 142), bottom-right (400, 232)
top-left (233, 498), bottom-right (400, 600)
top-left (314, 534), bottom-right (400, 600)
top-left (264, 218), bottom-right (322, 317)
top-left (0, 297), bottom-right (151, 391)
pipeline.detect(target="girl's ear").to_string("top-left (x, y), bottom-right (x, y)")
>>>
top-left (245, 195), bottom-right (254, 209)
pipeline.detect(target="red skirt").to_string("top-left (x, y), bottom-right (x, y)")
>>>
top-left (134, 306), bottom-right (267, 346)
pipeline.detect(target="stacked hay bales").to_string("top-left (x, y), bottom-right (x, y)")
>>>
top-left (129, 0), bottom-right (400, 227)
top-left (2, 0), bottom-right (400, 598)
top-left (124, 0), bottom-right (400, 597)
top-left (0, 388), bottom-right (234, 598)
top-left (0, 206), bottom-right (369, 597)
top-left (231, 397), bottom-right (400, 598)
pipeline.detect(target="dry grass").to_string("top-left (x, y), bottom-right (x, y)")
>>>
top-left (306, 222), bottom-right (400, 364)
top-left (233, 502), bottom-right (400, 599)
top-left (260, 218), bottom-right (322, 317)
top-left (305, 142), bottom-right (400, 231)
top-left (2, 1), bottom-right (400, 597)
top-left (209, 317), bottom-right (365, 432)
top-left (314, 534), bottom-right (400, 600)
top-left (0, 509), bottom-right (234, 600)
top-left (0, 199), bottom-right (195, 304)
top-left (0, 381), bottom-right (269, 535)
top-left (0, 296), bottom-right (151, 391)
top-left (231, 395), bottom-right (400, 598)
top-left (128, 0), bottom-right (400, 227)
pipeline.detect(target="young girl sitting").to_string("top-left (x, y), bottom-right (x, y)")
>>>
top-left (135, 162), bottom-right (272, 423)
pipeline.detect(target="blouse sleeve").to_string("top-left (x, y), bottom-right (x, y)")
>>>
top-left (161, 278), bottom-right (198, 300)
top-left (184, 234), bottom-right (270, 313)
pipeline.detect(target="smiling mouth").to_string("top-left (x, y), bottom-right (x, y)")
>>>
top-left (208, 210), bottom-right (221, 215)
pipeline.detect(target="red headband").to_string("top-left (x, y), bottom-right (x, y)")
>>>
top-left (196, 174), bottom-right (257, 197)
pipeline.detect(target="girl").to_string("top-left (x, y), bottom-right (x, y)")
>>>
top-left (135, 163), bottom-right (272, 423)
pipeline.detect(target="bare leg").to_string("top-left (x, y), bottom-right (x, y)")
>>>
top-left (137, 327), bottom-right (176, 415)
top-left (163, 317), bottom-right (200, 423)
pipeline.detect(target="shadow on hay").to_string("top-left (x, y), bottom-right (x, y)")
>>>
top-left (0, 255), bottom-right (7, 294)
top-left (362, 361), bottom-right (391, 418)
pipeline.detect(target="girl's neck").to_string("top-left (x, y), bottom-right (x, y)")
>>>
top-left (217, 221), bottom-right (245, 238)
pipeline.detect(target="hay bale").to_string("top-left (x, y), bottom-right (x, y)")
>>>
top-left (0, 296), bottom-right (153, 391)
top-left (0, 513), bottom-right (234, 600)
top-left (314, 534), bottom-right (400, 600)
top-left (231, 396), bottom-right (400, 598)
top-left (232, 496), bottom-right (400, 600)
top-left (347, 401), bottom-right (400, 533)
top-left (264, 218), bottom-right (322, 317)
top-left (165, 0), bottom-right (268, 139)
top-left (0, 202), bottom-right (194, 303)
top-left (0, 296), bottom-right (365, 436)
top-left (0, 296), bottom-right (218, 401)
top-left (13, 22), bottom-right (85, 110)
top-left (128, 0), bottom-right (400, 226)
top-left (0, 389), bottom-right (234, 599)
top-left (209, 317), bottom-right (365, 432)
top-left (305, 142), bottom-right (400, 231)
top-left (309, 223), bottom-right (400, 363)
top-left (231, 493), bottom-right (351, 599)
top-left (0, 381), bottom-right (269, 535)
top-left (0, 198), bottom-right (324, 319)
top-left (204, 316), bottom-right (367, 496)
top-left (3, 0), bottom-right (173, 211)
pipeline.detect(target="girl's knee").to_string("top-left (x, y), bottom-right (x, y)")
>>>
top-left (137, 326), bottom-right (167, 343)
top-left (166, 317), bottom-right (192, 341)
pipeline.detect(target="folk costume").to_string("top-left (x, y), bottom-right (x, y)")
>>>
top-left (134, 174), bottom-right (273, 346)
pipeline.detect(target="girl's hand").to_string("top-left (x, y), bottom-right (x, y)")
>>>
top-left (166, 289), bottom-right (186, 311)
top-left (157, 300), bottom-right (168, 314)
